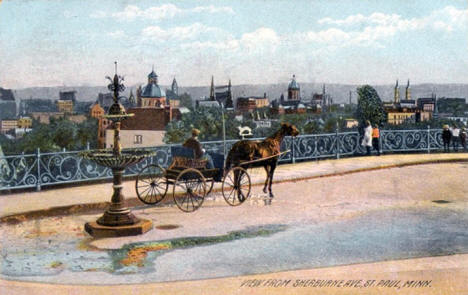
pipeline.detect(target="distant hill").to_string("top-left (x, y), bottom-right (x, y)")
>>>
top-left (12, 83), bottom-right (468, 104)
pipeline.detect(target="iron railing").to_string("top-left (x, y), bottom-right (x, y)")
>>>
top-left (0, 127), bottom-right (448, 192)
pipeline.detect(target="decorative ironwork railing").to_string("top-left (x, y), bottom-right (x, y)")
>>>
top-left (0, 128), bottom-right (447, 191)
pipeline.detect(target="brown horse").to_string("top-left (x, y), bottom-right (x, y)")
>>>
top-left (225, 123), bottom-right (299, 198)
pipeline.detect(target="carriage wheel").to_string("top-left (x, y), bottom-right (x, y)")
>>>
top-left (136, 164), bottom-right (168, 205)
top-left (222, 167), bottom-right (251, 206)
top-left (173, 168), bottom-right (206, 212)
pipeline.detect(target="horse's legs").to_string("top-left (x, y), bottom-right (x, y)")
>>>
top-left (268, 162), bottom-right (277, 198)
top-left (263, 164), bottom-right (270, 194)
top-left (234, 169), bottom-right (245, 202)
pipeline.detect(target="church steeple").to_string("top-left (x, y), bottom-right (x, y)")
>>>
top-left (394, 79), bottom-right (400, 104)
top-left (209, 75), bottom-right (215, 101)
top-left (405, 79), bottom-right (411, 100)
top-left (128, 89), bottom-right (135, 105)
top-left (171, 77), bottom-right (178, 96)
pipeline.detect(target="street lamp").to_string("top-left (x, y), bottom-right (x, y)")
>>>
top-left (220, 102), bottom-right (226, 161)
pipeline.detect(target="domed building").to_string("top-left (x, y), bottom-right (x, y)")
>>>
top-left (137, 67), bottom-right (167, 108)
top-left (288, 74), bottom-right (300, 101)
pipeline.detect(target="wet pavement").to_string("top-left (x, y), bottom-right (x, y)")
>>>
top-left (0, 162), bottom-right (467, 286)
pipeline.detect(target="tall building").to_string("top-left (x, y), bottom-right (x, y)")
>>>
top-left (215, 79), bottom-right (234, 108)
top-left (270, 75), bottom-right (308, 114)
top-left (57, 90), bottom-right (76, 113)
top-left (171, 78), bottom-right (178, 97)
top-left (288, 75), bottom-right (300, 100)
top-left (0, 87), bottom-right (17, 120)
top-left (209, 76), bottom-right (215, 101)
top-left (393, 80), bottom-right (401, 104)
top-left (137, 67), bottom-right (167, 108)
top-left (196, 76), bottom-right (234, 109)
top-left (165, 77), bottom-right (180, 108)
top-left (405, 79), bottom-right (411, 101)
top-left (385, 79), bottom-right (418, 124)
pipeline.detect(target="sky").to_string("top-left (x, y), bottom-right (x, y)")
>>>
top-left (0, 0), bottom-right (467, 89)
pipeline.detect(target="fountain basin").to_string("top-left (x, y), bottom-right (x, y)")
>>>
top-left (80, 149), bottom-right (155, 169)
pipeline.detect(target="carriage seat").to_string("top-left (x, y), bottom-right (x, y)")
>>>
top-left (170, 146), bottom-right (208, 169)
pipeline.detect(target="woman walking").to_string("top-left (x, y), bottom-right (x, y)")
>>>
top-left (361, 120), bottom-right (373, 155)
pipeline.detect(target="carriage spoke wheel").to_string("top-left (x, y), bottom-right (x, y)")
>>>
top-left (173, 168), bottom-right (206, 213)
top-left (136, 164), bottom-right (168, 205)
top-left (222, 167), bottom-right (251, 206)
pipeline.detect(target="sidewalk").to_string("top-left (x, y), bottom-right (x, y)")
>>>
top-left (1, 152), bottom-right (467, 220)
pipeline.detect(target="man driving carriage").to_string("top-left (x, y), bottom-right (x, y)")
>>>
top-left (183, 128), bottom-right (214, 169)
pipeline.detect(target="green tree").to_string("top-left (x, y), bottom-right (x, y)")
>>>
top-left (50, 118), bottom-right (77, 150)
top-left (178, 93), bottom-right (193, 109)
top-left (356, 85), bottom-right (386, 126)
top-left (76, 118), bottom-right (98, 149)
top-left (18, 124), bottom-right (59, 153)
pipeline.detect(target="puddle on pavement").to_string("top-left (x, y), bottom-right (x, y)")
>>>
top-left (0, 224), bottom-right (286, 277)
top-left (1, 206), bottom-right (467, 285)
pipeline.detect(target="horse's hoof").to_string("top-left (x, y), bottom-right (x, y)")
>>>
top-left (269, 193), bottom-right (274, 199)
top-left (263, 188), bottom-right (268, 194)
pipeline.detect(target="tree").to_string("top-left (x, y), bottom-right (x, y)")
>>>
top-left (50, 118), bottom-right (78, 150)
top-left (356, 85), bottom-right (386, 126)
top-left (76, 118), bottom-right (98, 149)
top-left (178, 93), bottom-right (193, 109)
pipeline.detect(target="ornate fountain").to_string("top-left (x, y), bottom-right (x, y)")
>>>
top-left (80, 62), bottom-right (155, 237)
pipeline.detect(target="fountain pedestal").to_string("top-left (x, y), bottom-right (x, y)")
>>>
top-left (80, 62), bottom-right (155, 238)
top-left (83, 166), bottom-right (153, 238)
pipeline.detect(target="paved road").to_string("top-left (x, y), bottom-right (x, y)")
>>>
top-left (0, 162), bottom-right (467, 288)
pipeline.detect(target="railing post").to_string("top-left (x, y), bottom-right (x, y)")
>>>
top-left (335, 122), bottom-right (340, 159)
top-left (427, 125), bottom-right (431, 154)
top-left (291, 136), bottom-right (295, 164)
top-left (36, 148), bottom-right (41, 191)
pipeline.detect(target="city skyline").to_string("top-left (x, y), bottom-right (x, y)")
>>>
top-left (0, 0), bottom-right (467, 89)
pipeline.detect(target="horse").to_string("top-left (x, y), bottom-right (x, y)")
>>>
top-left (225, 122), bottom-right (299, 199)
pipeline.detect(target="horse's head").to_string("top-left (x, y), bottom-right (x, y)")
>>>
top-left (281, 122), bottom-right (300, 137)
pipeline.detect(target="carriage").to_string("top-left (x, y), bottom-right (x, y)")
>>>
top-left (135, 123), bottom-right (298, 212)
top-left (135, 146), bottom-right (288, 212)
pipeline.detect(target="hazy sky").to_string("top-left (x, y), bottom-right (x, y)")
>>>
top-left (0, 0), bottom-right (467, 89)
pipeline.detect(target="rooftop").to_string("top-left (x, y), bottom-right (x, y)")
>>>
top-left (0, 88), bottom-right (15, 101)
top-left (119, 107), bottom-right (168, 131)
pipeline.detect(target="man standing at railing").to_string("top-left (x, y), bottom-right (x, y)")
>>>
top-left (442, 125), bottom-right (451, 152)
top-left (460, 127), bottom-right (467, 151)
top-left (372, 124), bottom-right (381, 156)
top-left (451, 125), bottom-right (460, 152)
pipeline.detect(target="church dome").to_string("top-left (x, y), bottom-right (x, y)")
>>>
top-left (141, 84), bottom-right (166, 98)
top-left (148, 70), bottom-right (158, 79)
top-left (288, 75), bottom-right (300, 90)
top-left (142, 68), bottom-right (165, 98)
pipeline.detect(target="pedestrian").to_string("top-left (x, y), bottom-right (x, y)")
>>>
top-left (361, 120), bottom-right (372, 155)
top-left (372, 124), bottom-right (381, 156)
top-left (451, 125), bottom-right (460, 152)
top-left (442, 124), bottom-right (451, 152)
top-left (460, 127), bottom-right (467, 151)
